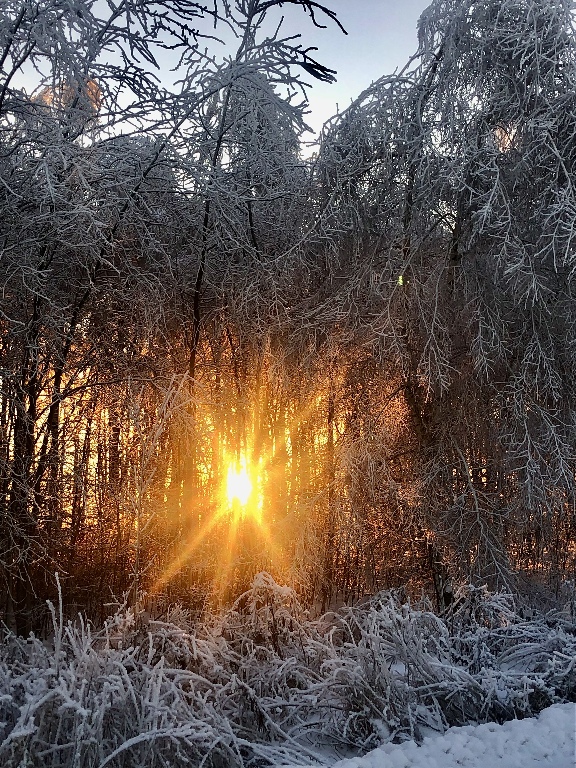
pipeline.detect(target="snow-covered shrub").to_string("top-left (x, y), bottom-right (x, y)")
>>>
top-left (0, 574), bottom-right (575, 767)
top-left (342, 585), bottom-right (576, 735)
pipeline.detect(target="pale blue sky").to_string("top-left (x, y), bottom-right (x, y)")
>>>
top-left (267, 0), bottom-right (432, 135)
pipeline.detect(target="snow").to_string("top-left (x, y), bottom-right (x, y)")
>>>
top-left (282, 704), bottom-right (576, 768)
top-left (2, 578), bottom-right (575, 767)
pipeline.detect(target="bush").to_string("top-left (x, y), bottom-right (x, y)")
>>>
top-left (0, 575), bottom-right (574, 767)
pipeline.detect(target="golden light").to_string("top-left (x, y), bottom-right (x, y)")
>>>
top-left (226, 463), bottom-right (252, 506)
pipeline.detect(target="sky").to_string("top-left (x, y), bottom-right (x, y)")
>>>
top-left (265, 0), bottom-right (432, 136)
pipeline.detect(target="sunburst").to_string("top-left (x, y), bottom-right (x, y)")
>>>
top-left (226, 463), bottom-right (252, 506)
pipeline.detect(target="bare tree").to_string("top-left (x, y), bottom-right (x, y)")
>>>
top-left (313, 0), bottom-right (576, 597)
top-left (0, 0), bottom-right (346, 627)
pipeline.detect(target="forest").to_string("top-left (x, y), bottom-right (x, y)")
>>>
top-left (0, 0), bottom-right (575, 764)
top-left (1, 0), bottom-right (576, 630)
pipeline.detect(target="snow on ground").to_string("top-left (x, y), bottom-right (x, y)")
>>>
top-left (332, 704), bottom-right (575, 768)
top-left (284, 704), bottom-right (575, 768)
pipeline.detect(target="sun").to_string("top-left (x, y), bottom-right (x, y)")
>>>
top-left (226, 464), bottom-right (252, 506)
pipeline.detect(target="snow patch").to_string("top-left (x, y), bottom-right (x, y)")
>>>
top-left (281, 703), bottom-right (576, 768)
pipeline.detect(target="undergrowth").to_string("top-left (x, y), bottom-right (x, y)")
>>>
top-left (1, 572), bottom-right (575, 767)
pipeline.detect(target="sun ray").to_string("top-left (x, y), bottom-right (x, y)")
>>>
top-left (151, 504), bottom-right (227, 594)
top-left (152, 385), bottom-right (328, 602)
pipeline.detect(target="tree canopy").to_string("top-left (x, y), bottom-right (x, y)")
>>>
top-left (1, 0), bottom-right (575, 632)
